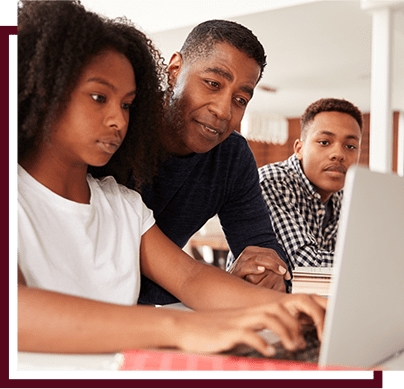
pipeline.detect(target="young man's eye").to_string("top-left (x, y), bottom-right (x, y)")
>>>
top-left (91, 94), bottom-right (106, 103)
top-left (319, 140), bottom-right (329, 145)
top-left (346, 144), bottom-right (357, 150)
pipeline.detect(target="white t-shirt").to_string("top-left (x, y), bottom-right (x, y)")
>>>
top-left (18, 165), bottom-right (155, 305)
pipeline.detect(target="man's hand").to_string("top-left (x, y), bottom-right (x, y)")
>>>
top-left (228, 246), bottom-right (291, 292)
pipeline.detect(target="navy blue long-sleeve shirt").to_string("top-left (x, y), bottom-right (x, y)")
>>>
top-left (136, 131), bottom-right (289, 305)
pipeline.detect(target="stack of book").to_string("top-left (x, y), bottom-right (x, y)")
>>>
top-left (292, 267), bottom-right (333, 297)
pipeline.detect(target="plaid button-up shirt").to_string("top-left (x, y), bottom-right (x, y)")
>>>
top-left (259, 155), bottom-right (342, 268)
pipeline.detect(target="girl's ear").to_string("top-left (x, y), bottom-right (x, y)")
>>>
top-left (167, 52), bottom-right (184, 87)
top-left (294, 139), bottom-right (304, 161)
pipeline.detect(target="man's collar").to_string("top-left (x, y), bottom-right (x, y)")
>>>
top-left (289, 154), bottom-right (319, 198)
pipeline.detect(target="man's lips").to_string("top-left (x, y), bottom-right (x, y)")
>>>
top-left (197, 121), bottom-right (226, 136)
top-left (324, 165), bottom-right (347, 174)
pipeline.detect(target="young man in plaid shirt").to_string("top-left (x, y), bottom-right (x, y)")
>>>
top-left (259, 98), bottom-right (363, 269)
top-left (227, 98), bottom-right (362, 285)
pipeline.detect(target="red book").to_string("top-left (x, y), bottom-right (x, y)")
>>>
top-left (119, 349), bottom-right (348, 371)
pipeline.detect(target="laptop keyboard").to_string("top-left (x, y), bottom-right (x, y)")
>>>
top-left (229, 324), bottom-right (320, 364)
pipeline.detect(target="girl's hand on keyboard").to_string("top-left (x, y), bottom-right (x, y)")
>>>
top-left (276, 293), bottom-right (327, 341)
top-left (169, 296), bottom-right (326, 356)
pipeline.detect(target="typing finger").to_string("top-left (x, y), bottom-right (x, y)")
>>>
top-left (282, 294), bottom-right (326, 341)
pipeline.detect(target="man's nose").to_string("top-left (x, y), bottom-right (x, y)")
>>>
top-left (330, 144), bottom-right (346, 161)
top-left (208, 93), bottom-right (232, 121)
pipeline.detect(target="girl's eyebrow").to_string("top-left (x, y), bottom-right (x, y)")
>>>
top-left (86, 77), bottom-right (136, 97)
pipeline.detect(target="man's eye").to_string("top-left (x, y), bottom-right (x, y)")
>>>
top-left (319, 140), bottom-right (329, 145)
top-left (206, 80), bottom-right (219, 88)
top-left (236, 97), bottom-right (248, 107)
top-left (91, 94), bottom-right (106, 103)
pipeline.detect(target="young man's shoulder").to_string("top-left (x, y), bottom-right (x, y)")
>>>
top-left (259, 156), bottom-right (298, 183)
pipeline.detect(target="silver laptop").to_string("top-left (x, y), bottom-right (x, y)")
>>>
top-left (318, 165), bottom-right (404, 368)
top-left (229, 166), bottom-right (404, 369)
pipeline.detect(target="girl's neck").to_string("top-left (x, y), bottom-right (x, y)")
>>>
top-left (20, 148), bottom-right (91, 204)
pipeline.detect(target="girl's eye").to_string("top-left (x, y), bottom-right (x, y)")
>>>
top-left (91, 94), bottom-right (106, 103)
top-left (122, 102), bottom-right (133, 110)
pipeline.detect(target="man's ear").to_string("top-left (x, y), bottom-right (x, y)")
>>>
top-left (294, 139), bottom-right (304, 160)
top-left (167, 52), bottom-right (184, 87)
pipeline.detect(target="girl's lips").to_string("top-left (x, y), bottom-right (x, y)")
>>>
top-left (97, 139), bottom-right (121, 154)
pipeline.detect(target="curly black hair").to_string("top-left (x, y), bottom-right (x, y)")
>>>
top-left (300, 98), bottom-right (363, 140)
top-left (179, 20), bottom-right (267, 83)
top-left (18, 0), bottom-right (167, 189)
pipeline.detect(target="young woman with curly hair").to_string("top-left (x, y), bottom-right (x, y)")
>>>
top-left (18, 0), bottom-right (166, 188)
top-left (18, 0), bottom-right (326, 355)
